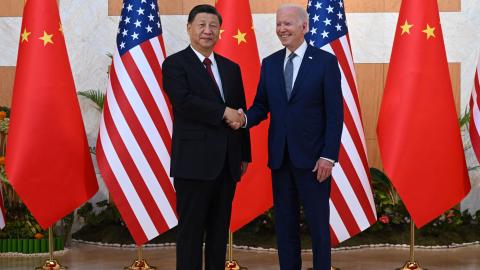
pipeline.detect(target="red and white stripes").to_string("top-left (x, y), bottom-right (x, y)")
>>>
top-left (321, 35), bottom-right (377, 245)
top-left (469, 58), bottom-right (480, 163)
top-left (96, 36), bottom-right (177, 244)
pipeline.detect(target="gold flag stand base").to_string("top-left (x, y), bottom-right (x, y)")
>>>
top-left (124, 259), bottom-right (156, 270)
top-left (35, 259), bottom-right (67, 270)
top-left (225, 232), bottom-right (248, 270)
top-left (396, 261), bottom-right (426, 270)
top-left (225, 260), bottom-right (247, 270)
top-left (307, 267), bottom-right (340, 270)
top-left (124, 246), bottom-right (155, 270)
top-left (395, 221), bottom-right (426, 270)
top-left (35, 228), bottom-right (67, 270)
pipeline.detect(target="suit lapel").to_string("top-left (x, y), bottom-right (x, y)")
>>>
top-left (215, 54), bottom-right (229, 104)
top-left (185, 46), bottom-right (224, 101)
top-left (289, 45), bottom-right (315, 101)
top-left (275, 48), bottom-right (289, 102)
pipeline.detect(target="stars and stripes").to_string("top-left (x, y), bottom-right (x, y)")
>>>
top-left (305, 0), bottom-right (377, 245)
top-left (469, 58), bottom-right (480, 163)
top-left (96, 0), bottom-right (177, 244)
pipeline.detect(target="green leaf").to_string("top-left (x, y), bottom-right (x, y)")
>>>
top-left (458, 108), bottom-right (470, 128)
top-left (77, 89), bottom-right (105, 110)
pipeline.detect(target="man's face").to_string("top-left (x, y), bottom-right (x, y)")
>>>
top-left (276, 8), bottom-right (307, 51)
top-left (187, 12), bottom-right (220, 54)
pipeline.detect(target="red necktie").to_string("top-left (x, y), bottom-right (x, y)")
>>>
top-left (203, 58), bottom-right (222, 98)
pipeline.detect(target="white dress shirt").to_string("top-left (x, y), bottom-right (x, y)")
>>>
top-left (283, 40), bottom-right (308, 91)
top-left (190, 45), bottom-right (225, 101)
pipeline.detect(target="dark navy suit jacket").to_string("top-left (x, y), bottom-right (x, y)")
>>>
top-left (246, 44), bottom-right (343, 170)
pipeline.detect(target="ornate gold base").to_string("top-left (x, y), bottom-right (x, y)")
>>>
top-left (396, 261), bottom-right (426, 270)
top-left (225, 260), bottom-right (247, 270)
top-left (124, 259), bottom-right (156, 270)
top-left (35, 259), bottom-right (67, 270)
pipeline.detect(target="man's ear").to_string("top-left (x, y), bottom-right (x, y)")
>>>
top-left (303, 22), bottom-right (309, 34)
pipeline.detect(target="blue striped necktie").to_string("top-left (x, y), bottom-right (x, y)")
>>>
top-left (284, 53), bottom-right (297, 100)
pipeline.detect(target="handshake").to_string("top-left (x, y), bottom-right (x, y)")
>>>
top-left (223, 107), bottom-right (246, 130)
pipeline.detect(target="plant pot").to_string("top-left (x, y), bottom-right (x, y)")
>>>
top-left (0, 238), bottom-right (64, 254)
top-left (22, 239), bottom-right (29, 253)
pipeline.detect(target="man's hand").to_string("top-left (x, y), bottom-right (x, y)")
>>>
top-left (241, 161), bottom-right (249, 176)
top-left (312, 158), bottom-right (334, 182)
top-left (224, 107), bottom-right (245, 130)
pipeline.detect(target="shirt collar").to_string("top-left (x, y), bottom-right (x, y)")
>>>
top-left (285, 40), bottom-right (308, 59)
top-left (190, 45), bottom-right (216, 65)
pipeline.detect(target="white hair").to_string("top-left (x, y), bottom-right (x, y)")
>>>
top-left (277, 4), bottom-right (309, 30)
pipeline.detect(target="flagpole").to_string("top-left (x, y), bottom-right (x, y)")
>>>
top-left (35, 227), bottom-right (66, 270)
top-left (225, 231), bottom-right (246, 270)
top-left (395, 220), bottom-right (426, 270)
top-left (124, 245), bottom-right (156, 270)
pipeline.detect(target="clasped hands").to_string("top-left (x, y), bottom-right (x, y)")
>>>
top-left (223, 107), bottom-right (246, 130)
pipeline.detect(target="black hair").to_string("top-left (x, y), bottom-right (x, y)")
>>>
top-left (187, 4), bottom-right (222, 25)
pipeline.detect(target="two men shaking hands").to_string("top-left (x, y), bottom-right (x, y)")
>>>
top-left (162, 3), bottom-right (343, 270)
top-left (223, 107), bottom-right (245, 130)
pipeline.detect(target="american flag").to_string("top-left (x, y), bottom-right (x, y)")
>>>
top-left (305, 0), bottom-right (377, 245)
top-left (469, 59), bottom-right (480, 162)
top-left (96, 0), bottom-right (177, 244)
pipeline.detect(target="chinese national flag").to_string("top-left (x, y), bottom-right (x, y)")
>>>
top-left (377, 0), bottom-right (471, 227)
top-left (215, 0), bottom-right (273, 232)
top-left (6, 0), bottom-right (98, 229)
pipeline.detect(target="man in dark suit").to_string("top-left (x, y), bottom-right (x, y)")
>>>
top-left (161, 5), bottom-right (251, 270)
top-left (228, 4), bottom-right (343, 270)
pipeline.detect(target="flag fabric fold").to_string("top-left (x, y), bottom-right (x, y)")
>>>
top-left (214, 0), bottom-right (273, 232)
top-left (1, 127), bottom-right (6, 229)
top-left (96, 0), bottom-right (177, 244)
top-left (5, 0), bottom-right (98, 229)
top-left (305, 0), bottom-right (377, 245)
top-left (0, 183), bottom-right (5, 229)
top-left (469, 58), bottom-right (480, 162)
top-left (377, 0), bottom-right (471, 228)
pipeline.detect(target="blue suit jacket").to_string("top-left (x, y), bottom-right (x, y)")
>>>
top-left (246, 45), bottom-right (343, 170)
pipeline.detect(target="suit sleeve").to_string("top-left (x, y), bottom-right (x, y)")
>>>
top-left (321, 55), bottom-right (344, 161)
top-left (246, 60), bottom-right (269, 128)
top-left (236, 64), bottom-right (252, 163)
top-left (162, 56), bottom-right (226, 126)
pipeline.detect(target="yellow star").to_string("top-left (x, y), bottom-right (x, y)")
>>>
top-left (422, 24), bottom-right (436, 39)
top-left (21, 28), bottom-right (31, 43)
top-left (233, 29), bottom-right (247, 45)
top-left (59, 22), bottom-right (63, 33)
top-left (39, 31), bottom-right (54, 46)
top-left (400, 20), bottom-right (413, 35)
top-left (219, 29), bottom-right (225, 39)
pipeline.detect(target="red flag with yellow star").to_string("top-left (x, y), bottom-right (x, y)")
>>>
top-left (5, 0), bottom-right (98, 229)
top-left (377, 0), bottom-right (471, 227)
top-left (214, 0), bottom-right (273, 232)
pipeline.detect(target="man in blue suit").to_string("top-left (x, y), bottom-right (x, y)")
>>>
top-left (227, 4), bottom-right (343, 270)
